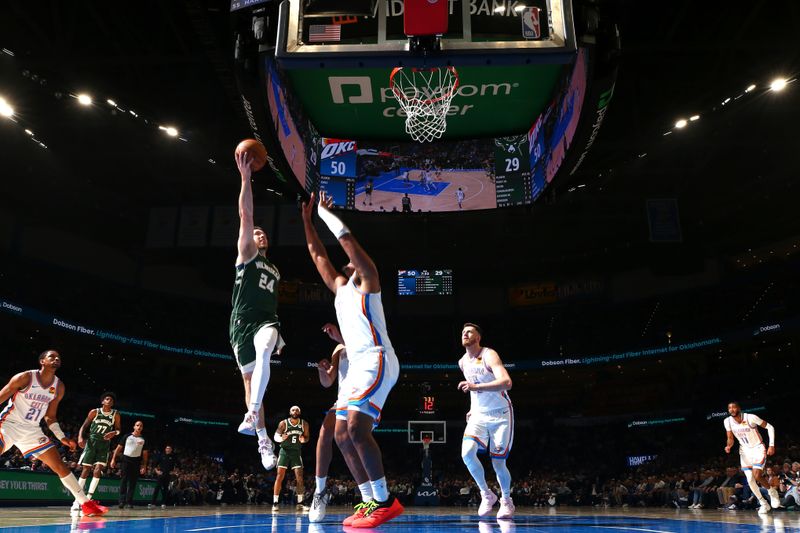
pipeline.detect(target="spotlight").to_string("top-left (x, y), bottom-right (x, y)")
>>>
top-left (162, 126), bottom-right (178, 137)
top-left (674, 119), bottom-right (687, 129)
top-left (76, 93), bottom-right (92, 106)
top-left (24, 129), bottom-right (33, 135)
top-left (689, 115), bottom-right (700, 121)
top-left (0, 97), bottom-right (14, 118)
top-left (745, 84), bottom-right (756, 92)
top-left (107, 99), bottom-right (117, 106)
top-left (494, 5), bottom-right (505, 13)
top-left (770, 78), bottom-right (787, 92)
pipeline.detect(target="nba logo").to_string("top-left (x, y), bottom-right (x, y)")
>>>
top-left (521, 7), bottom-right (541, 39)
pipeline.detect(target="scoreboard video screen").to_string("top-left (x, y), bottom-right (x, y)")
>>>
top-left (397, 269), bottom-right (453, 296)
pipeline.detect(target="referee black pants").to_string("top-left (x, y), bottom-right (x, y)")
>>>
top-left (119, 458), bottom-right (141, 505)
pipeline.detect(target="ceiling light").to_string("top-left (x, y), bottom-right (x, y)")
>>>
top-left (24, 129), bottom-right (33, 135)
top-left (745, 84), bottom-right (756, 92)
top-left (770, 78), bottom-right (787, 91)
top-left (674, 119), bottom-right (687, 129)
top-left (165, 126), bottom-right (178, 137)
top-left (513, 5), bottom-right (526, 12)
top-left (0, 97), bottom-right (14, 118)
top-left (107, 99), bottom-right (116, 106)
top-left (494, 5), bottom-right (505, 13)
top-left (76, 93), bottom-right (92, 106)
top-left (690, 115), bottom-right (699, 121)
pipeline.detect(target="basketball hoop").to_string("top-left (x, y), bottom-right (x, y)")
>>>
top-left (421, 436), bottom-right (432, 450)
top-left (389, 66), bottom-right (459, 143)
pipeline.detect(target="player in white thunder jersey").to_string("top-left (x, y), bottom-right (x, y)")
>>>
top-left (0, 350), bottom-right (108, 517)
top-left (309, 323), bottom-right (374, 523)
top-left (458, 323), bottom-right (515, 520)
top-left (724, 401), bottom-right (779, 512)
top-left (302, 191), bottom-right (403, 528)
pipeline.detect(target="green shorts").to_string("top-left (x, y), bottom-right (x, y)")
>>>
top-left (79, 439), bottom-right (111, 466)
top-left (230, 322), bottom-right (279, 373)
top-left (277, 448), bottom-right (303, 470)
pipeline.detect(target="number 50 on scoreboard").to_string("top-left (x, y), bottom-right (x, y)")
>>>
top-left (320, 138), bottom-right (357, 178)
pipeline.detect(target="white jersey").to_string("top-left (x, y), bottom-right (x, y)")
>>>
top-left (458, 348), bottom-right (511, 414)
top-left (0, 370), bottom-right (59, 426)
top-left (724, 413), bottom-right (765, 449)
top-left (334, 276), bottom-right (395, 360)
top-left (336, 345), bottom-right (349, 386)
top-left (456, 190), bottom-right (465, 201)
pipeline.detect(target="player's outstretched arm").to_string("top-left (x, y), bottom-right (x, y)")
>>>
top-left (457, 349), bottom-right (512, 393)
top-left (755, 416), bottom-right (776, 454)
top-left (44, 382), bottom-right (76, 452)
top-left (301, 420), bottom-right (310, 443)
top-left (78, 409), bottom-right (97, 448)
top-left (315, 192), bottom-right (380, 292)
top-left (0, 372), bottom-right (30, 405)
top-left (236, 151), bottom-right (258, 265)
top-left (302, 192), bottom-right (346, 293)
top-left (274, 420), bottom-right (287, 443)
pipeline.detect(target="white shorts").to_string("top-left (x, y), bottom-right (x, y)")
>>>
top-left (343, 349), bottom-right (399, 426)
top-left (740, 444), bottom-right (767, 470)
top-left (463, 405), bottom-right (514, 459)
top-left (331, 384), bottom-right (350, 422)
top-left (0, 419), bottom-right (56, 459)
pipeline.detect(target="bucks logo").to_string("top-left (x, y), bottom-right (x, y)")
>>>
top-left (494, 134), bottom-right (526, 154)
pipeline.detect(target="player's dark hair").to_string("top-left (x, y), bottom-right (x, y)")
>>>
top-left (728, 400), bottom-right (741, 407)
top-left (38, 350), bottom-right (57, 363)
top-left (463, 323), bottom-right (483, 337)
top-left (253, 226), bottom-right (264, 233)
top-left (100, 391), bottom-right (116, 404)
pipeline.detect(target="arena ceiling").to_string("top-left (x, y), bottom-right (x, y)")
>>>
top-left (1, 0), bottom-right (799, 265)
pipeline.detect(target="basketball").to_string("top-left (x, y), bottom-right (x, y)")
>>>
top-left (235, 138), bottom-right (267, 172)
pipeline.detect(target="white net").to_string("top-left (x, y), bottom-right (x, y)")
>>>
top-left (390, 66), bottom-right (459, 143)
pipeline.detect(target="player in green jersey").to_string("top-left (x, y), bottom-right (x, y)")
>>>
top-left (271, 405), bottom-right (310, 512)
top-left (74, 392), bottom-right (121, 509)
top-left (230, 150), bottom-right (283, 471)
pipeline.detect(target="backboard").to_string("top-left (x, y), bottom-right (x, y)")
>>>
top-left (277, 0), bottom-right (576, 68)
top-left (408, 420), bottom-right (447, 444)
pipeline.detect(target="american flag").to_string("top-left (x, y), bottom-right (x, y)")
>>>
top-left (308, 24), bottom-right (341, 43)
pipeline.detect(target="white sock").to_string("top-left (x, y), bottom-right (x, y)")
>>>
top-left (462, 439), bottom-right (489, 492)
top-left (77, 476), bottom-right (88, 489)
top-left (256, 427), bottom-right (268, 441)
top-left (88, 476), bottom-right (101, 498)
top-left (358, 481), bottom-right (374, 502)
top-left (745, 470), bottom-right (766, 503)
top-left (248, 327), bottom-right (277, 412)
top-left (370, 477), bottom-right (389, 502)
top-left (60, 474), bottom-right (89, 504)
top-left (297, 494), bottom-right (304, 503)
top-left (273, 495), bottom-right (279, 503)
top-left (315, 476), bottom-right (327, 495)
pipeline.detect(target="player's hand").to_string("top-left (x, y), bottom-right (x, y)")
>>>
top-left (103, 431), bottom-right (117, 441)
top-left (61, 438), bottom-right (77, 452)
top-left (318, 191), bottom-right (334, 210)
top-left (457, 381), bottom-right (474, 393)
top-left (318, 359), bottom-right (331, 371)
top-left (724, 445), bottom-right (732, 454)
top-left (140, 466), bottom-right (146, 475)
top-left (78, 438), bottom-right (86, 449)
top-left (301, 192), bottom-right (316, 222)
top-left (322, 323), bottom-right (342, 343)
top-left (110, 460), bottom-right (116, 469)
top-left (299, 436), bottom-right (307, 443)
top-left (235, 151), bottom-right (253, 181)
top-left (281, 433), bottom-right (289, 441)
top-left (767, 446), bottom-right (775, 456)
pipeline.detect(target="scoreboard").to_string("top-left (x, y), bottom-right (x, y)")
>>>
top-left (319, 176), bottom-right (355, 209)
top-left (493, 135), bottom-right (532, 207)
top-left (397, 269), bottom-right (453, 296)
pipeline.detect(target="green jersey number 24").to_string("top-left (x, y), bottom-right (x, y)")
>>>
top-left (259, 273), bottom-right (275, 292)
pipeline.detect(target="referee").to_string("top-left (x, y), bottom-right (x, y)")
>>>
top-left (110, 420), bottom-right (148, 509)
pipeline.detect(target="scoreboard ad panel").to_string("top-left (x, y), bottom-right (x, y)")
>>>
top-left (494, 134), bottom-right (532, 207)
top-left (397, 269), bottom-right (454, 296)
top-left (320, 138), bottom-right (358, 178)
